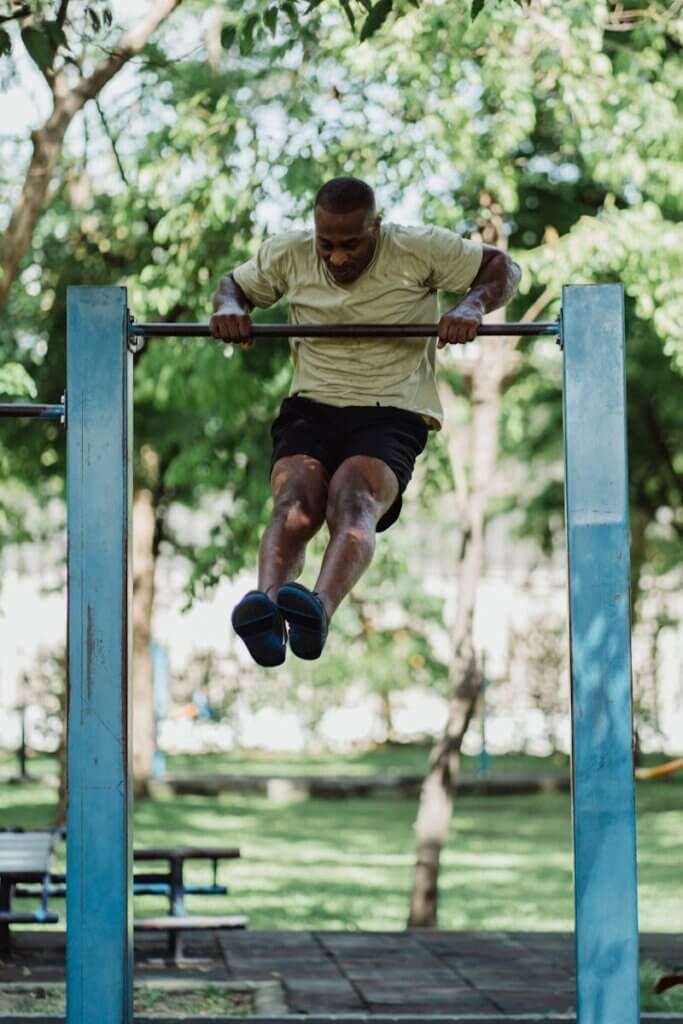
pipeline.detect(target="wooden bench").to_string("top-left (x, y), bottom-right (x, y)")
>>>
top-left (0, 830), bottom-right (60, 956)
top-left (134, 913), bottom-right (247, 962)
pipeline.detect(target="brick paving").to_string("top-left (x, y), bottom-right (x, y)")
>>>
top-left (1, 929), bottom-right (682, 1020)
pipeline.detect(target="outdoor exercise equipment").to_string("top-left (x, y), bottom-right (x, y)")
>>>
top-left (1, 284), bottom-right (638, 1024)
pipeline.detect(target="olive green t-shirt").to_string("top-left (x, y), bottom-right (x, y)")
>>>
top-left (231, 223), bottom-right (483, 429)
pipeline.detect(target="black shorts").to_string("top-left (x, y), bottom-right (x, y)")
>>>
top-left (270, 396), bottom-right (429, 532)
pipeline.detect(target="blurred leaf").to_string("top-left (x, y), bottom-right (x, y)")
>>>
top-left (0, 29), bottom-right (11, 57)
top-left (339, 0), bottom-right (356, 29)
top-left (20, 26), bottom-right (53, 70)
top-left (360, 0), bottom-right (393, 40)
top-left (0, 363), bottom-right (38, 398)
top-left (239, 14), bottom-right (259, 54)
top-left (471, 0), bottom-right (486, 17)
top-left (263, 6), bottom-right (278, 34)
top-left (86, 7), bottom-right (101, 33)
top-left (281, 2), bottom-right (299, 26)
top-left (44, 21), bottom-right (67, 51)
top-left (220, 24), bottom-right (237, 49)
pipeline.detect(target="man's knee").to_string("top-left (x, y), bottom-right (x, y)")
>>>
top-left (272, 491), bottom-right (325, 537)
top-left (270, 457), bottom-right (328, 537)
top-left (326, 456), bottom-right (398, 532)
top-left (325, 488), bottom-right (382, 534)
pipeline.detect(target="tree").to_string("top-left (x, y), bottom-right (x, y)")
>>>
top-left (283, 0), bottom-right (680, 924)
top-left (0, 0), bottom-right (186, 313)
top-left (2, 0), bottom-right (679, 840)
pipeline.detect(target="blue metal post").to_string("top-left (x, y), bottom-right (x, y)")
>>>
top-left (66, 287), bottom-right (133, 1024)
top-left (562, 284), bottom-right (639, 1024)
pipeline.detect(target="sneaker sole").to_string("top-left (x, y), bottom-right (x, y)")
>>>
top-left (276, 585), bottom-right (327, 661)
top-left (231, 593), bottom-right (286, 667)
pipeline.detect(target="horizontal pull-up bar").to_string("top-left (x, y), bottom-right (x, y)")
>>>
top-left (130, 321), bottom-right (559, 339)
top-left (0, 403), bottom-right (64, 419)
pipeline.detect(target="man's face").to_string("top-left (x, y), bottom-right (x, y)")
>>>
top-left (314, 205), bottom-right (380, 284)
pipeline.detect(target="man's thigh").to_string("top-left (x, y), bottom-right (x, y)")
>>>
top-left (270, 396), bottom-right (338, 480)
top-left (333, 408), bottom-right (428, 532)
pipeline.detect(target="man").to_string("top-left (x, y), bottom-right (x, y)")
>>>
top-left (210, 176), bottom-right (520, 667)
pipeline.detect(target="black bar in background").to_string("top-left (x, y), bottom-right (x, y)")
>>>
top-left (0, 404), bottom-right (64, 419)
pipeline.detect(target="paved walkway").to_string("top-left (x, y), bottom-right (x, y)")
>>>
top-left (1, 929), bottom-right (682, 1020)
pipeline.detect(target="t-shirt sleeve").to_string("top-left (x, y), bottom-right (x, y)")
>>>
top-left (424, 226), bottom-right (483, 293)
top-left (231, 234), bottom-right (290, 308)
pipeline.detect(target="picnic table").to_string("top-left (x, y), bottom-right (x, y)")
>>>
top-left (0, 830), bottom-right (60, 956)
top-left (132, 846), bottom-right (248, 962)
top-left (1, 833), bottom-right (247, 962)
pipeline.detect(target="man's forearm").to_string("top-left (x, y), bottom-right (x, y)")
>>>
top-left (459, 252), bottom-right (521, 315)
top-left (213, 273), bottom-right (253, 314)
top-left (437, 249), bottom-right (522, 346)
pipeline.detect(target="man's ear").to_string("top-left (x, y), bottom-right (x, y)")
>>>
top-left (371, 215), bottom-right (382, 239)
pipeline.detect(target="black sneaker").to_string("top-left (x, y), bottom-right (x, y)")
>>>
top-left (276, 582), bottom-right (328, 660)
top-left (231, 590), bottom-right (287, 667)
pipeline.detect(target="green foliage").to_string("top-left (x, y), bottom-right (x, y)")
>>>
top-left (2, 0), bottom-right (681, 624)
top-left (0, 362), bottom-right (36, 397)
top-left (213, 0), bottom-right (511, 47)
top-left (20, 22), bottom-right (65, 69)
top-left (0, 2), bottom-right (114, 74)
top-left (359, 0), bottom-right (393, 41)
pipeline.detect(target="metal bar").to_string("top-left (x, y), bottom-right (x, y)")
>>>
top-left (562, 284), bottom-right (639, 1024)
top-left (0, 403), bottom-right (64, 419)
top-left (66, 286), bottom-right (133, 1024)
top-left (130, 320), bottom-right (559, 339)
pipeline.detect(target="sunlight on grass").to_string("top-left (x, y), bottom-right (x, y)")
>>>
top-left (0, 752), bottom-right (680, 933)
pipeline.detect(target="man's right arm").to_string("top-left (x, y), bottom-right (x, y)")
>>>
top-left (209, 273), bottom-right (253, 344)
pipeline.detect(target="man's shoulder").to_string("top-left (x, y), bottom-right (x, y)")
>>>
top-left (380, 222), bottom-right (441, 273)
top-left (383, 222), bottom-right (461, 249)
top-left (261, 228), bottom-right (314, 258)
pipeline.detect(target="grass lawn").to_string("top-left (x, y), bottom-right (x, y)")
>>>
top-left (0, 748), bottom-right (680, 932)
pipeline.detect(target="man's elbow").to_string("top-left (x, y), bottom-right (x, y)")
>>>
top-left (491, 250), bottom-right (521, 295)
top-left (508, 256), bottom-right (522, 292)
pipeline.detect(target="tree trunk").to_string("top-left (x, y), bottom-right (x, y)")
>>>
top-left (380, 689), bottom-right (396, 742)
top-left (408, 201), bottom-right (512, 927)
top-left (132, 448), bottom-right (160, 797)
top-left (408, 339), bottom-right (506, 926)
top-left (407, 217), bottom-right (555, 926)
top-left (0, 0), bottom-right (183, 313)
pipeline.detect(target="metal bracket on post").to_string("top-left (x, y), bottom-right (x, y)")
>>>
top-left (556, 309), bottom-right (564, 351)
top-left (66, 286), bottom-right (133, 1024)
top-left (127, 312), bottom-right (145, 354)
top-left (562, 284), bottom-right (639, 1024)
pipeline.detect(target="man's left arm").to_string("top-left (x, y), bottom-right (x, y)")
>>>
top-left (437, 244), bottom-right (521, 348)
